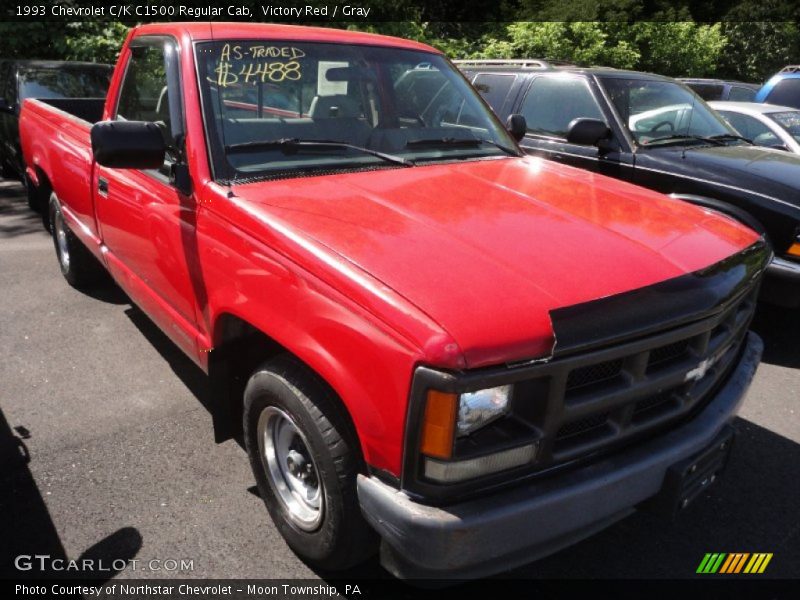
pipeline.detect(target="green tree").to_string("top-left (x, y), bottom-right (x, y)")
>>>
top-left (632, 21), bottom-right (727, 76)
top-left (61, 22), bottom-right (129, 64)
top-left (477, 22), bottom-right (640, 68)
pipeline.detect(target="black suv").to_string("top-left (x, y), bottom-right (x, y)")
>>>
top-left (456, 60), bottom-right (800, 307)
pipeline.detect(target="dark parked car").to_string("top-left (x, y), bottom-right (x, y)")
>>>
top-left (0, 60), bottom-right (112, 196)
top-left (456, 60), bottom-right (800, 307)
top-left (679, 78), bottom-right (760, 102)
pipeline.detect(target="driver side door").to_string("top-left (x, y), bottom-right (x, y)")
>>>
top-left (95, 36), bottom-right (202, 359)
top-left (517, 74), bottom-right (633, 180)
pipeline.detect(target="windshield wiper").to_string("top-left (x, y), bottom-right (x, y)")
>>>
top-left (406, 137), bottom-right (521, 157)
top-left (708, 133), bottom-right (754, 145)
top-left (224, 138), bottom-right (413, 167)
top-left (642, 134), bottom-right (727, 147)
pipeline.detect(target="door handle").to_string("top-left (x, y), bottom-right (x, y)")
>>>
top-left (98, 177), bottom-right (108, 196)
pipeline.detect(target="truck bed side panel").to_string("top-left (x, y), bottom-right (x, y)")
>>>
top-left (20, 99), bottom-right (100, 248)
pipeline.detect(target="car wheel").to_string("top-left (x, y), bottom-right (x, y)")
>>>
top-left (24, 174), bottom-right (40, 212)
top-left (49, 193), bottom-right (106, 288)
top-left (243, 355), bottom-right (377, 571)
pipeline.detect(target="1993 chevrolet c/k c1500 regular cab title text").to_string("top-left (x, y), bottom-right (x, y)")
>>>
top-left (19, 23), bottom-right (770, 579)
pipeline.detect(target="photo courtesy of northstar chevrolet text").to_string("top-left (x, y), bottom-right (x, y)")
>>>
top-left (0, 0), bottom-right (798, 597)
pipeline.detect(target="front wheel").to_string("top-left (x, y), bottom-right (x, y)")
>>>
top-left (243, 356), bottom-right (377, 571)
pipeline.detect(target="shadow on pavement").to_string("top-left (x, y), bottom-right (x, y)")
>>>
top-left (122, 305), bottom-right (240, 444)
top-left (750, 302), bottom-right (800, 369)
top-left (498, 417), bottom-right (800, 579)
top-left (0, 181), bottom-right (43, 240)
top-left (0, 407), bottom-right (143, 579)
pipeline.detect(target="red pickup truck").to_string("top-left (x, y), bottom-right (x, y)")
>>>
top-left (20, 23), bottom-right (769, 579)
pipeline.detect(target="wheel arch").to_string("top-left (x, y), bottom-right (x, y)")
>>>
top-left (207, 312), bottom-right (365, 466)
top-left (26, 164), bottom-right (53, 219)
top-left (668, 193), bottom-right (768, 238)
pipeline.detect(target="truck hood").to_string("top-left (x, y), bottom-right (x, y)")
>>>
top-left (641, 144), bottom-right (800, 208)
top-left (232, 157), bottom-right (759, 367)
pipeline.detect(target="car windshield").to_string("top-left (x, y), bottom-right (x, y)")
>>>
top-left (194, 40), bottom-right (518, 181)
top-left (18, 67), bottom-right (111, 100)
top-left (598, 77), bottom-right (738, 146)
top-left (768, 111), bottom-right (800, 144)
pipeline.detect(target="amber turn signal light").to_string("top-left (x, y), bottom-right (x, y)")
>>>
top-left (419, 391), bottom-right (457, 460)
top-left (788, 242), bottom-right (800, 258)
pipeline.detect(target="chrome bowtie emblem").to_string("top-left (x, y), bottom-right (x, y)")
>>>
top-left (685, 351), bottom-right (724, 383)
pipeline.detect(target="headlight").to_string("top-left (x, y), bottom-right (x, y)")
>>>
top-left (417, 384), bottom-right (535, 483)
top-left (457, 385), bottom-right (512, 436)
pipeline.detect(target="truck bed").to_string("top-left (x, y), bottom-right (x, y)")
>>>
top-left (20, 96), bottom-right (103, 243)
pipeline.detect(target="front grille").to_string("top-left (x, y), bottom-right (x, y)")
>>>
top-left (565, 359), bottom-right (623, 391)
top-left (556, 412), bottom-right (610, 440)
top-left (505, 284), bottom-right (759, 470)
top-left (647, 339), bottom-right (691, 369)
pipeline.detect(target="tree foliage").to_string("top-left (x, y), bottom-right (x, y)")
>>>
top-left (0, 0), bottom-right (798, 83)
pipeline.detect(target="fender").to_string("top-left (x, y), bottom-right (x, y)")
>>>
top-left (668, 193), bottom-right (767, 238)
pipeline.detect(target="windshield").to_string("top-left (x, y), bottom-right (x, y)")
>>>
top-left (195, 41), bottom-right (518, 181)
top-left (768, 111), bottom-right (800, 144)
top-left (18, 67), bottom-right (111, 100)
top-left (598, 77), bottom-right (737, 146)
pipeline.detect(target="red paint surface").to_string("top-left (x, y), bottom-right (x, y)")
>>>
top-left (19, 23), bottom-right (759, 476)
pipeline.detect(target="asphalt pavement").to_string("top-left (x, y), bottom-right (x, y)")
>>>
top-left (0, 178), bottom-right (797, 586)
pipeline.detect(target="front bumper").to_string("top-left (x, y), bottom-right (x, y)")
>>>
top-left (357, 331), bottom-right (763, 580)
top-left (763, 257), bottom-right (800, 308)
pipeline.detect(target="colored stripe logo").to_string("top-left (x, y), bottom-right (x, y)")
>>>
top-left (696, 553), bottom-right (773, 574)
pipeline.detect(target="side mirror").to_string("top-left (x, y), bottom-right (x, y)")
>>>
top-left (566, 118), bottom-right (612, 146)
top-left (506, 114), bottom-right (527, 142)
top-left (0, 98), bottom-right (14, 114)
top-left (91, 120), bottom-right (166, 169)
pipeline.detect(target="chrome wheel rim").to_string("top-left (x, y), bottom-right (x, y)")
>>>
top-left (257, 407), bottom-right (323, 531)
top-left (54, 209), bottom-right (70, 272)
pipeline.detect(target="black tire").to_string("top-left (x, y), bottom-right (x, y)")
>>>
top-left (49, 193), bottom-right (106, 289)
top-left (243, 355), bottom-right (377, 571)
top-left (25, 174), bottom-right (40, 212)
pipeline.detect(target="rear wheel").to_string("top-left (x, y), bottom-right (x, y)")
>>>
top-left (25, 174), bottom-right (40, 212)
top-left (49, 193), bottom-right (105, 288)
top-left (243, 355), bottom-right (377, 571)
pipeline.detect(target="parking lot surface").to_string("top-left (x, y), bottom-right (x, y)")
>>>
top-left (1, 179), bottom-right (797, 583)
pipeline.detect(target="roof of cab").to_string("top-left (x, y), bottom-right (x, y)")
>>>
top-left (132, 22), bottom-right (440, 54)
top-left (708, 101), bottom-right (799, 115)
top-left (455, 61), bottom-right (679, 82)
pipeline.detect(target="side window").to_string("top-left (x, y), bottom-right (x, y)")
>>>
top-left (718, 112), bottom-right (751, 137)
top-left (688, 84), bottom-right (724, 101)
top-left (520, 76), bottom-right (605, 139)
top-left (472, 73), bottom-right (517, 114)
top-left (729, 86), bottom-right (756, 102)
top-left (765, 79), bottom-right (800, 109)
top-left (721, 112), bottom-right (779, 146)
top-left (116, 42), bottom-right (177, 175)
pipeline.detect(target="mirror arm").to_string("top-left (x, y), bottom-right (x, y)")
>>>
top-left (170, 161), bottom-right (192, 196)
top-left (597, 136), bottom-right (616, 154)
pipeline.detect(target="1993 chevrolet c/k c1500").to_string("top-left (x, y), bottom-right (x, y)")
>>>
top-left (19, 22), bottom-right (770, 578)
